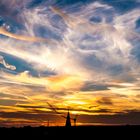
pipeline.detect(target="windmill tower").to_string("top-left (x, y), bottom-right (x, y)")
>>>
top-left (73, 115), bottom-right (78, 126)
top-left (46, 102), bottom-right (78, 127)
top-left (47, 120), bottom-right (50, 127)
top-left (65, 110), bottom-right (71, 127)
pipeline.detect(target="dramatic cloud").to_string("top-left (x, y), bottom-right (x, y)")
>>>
top-left (0, 0), bottom-right (140, 126)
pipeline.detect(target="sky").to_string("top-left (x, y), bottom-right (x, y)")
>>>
top-left (0, 0), bottom-right (140, 127)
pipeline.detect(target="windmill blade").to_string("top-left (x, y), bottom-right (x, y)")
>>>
top-left (46, 102), bottom-right (67, 119)
top-left (46, 101), bottom-right (80, 127)
top-left (46, 102), bottom-right (60, 114)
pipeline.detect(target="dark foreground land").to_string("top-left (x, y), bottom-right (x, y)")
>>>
top-left (0, 125), bottom-right (139, 139)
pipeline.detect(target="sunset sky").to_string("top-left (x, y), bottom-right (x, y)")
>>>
top-left (0, 0), bottom-right (140, 127)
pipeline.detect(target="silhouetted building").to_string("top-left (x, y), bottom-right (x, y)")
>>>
top-left (65, 110), bottom-right (71, 127)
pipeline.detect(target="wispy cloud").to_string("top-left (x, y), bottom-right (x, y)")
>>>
top-left (0, 55), bottom-right (16, 70)
top-left (0, 0), bottom-right (140, 126)
top-left (0, 27), bottom-right (52, 43)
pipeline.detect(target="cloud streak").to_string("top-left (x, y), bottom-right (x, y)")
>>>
top-left (0, 55), bottom-right (16, 70)
top-left (0, 0), bottom-right (140, 126)
top-left (0, 27), bottom-right (53, 43)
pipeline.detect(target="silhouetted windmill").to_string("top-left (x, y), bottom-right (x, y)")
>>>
top-left (65, 109), bottom-right (78, 127)
top-left (65, 110), bottom-right (71, 127)
top-left (73, 114), bottom-right (78, 126)
top-left (46, 102), bottom-right (78, 127)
